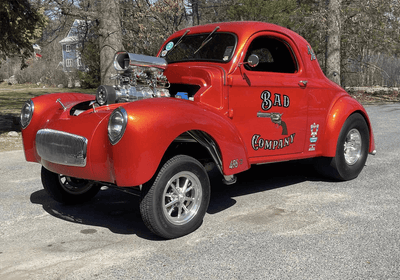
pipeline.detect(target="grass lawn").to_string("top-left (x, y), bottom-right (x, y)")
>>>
top-left (0, 82), bottom-right (95, 116)
top-left (0, 82), bottom-right (96, 135)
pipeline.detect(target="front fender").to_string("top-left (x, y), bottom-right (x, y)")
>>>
top-left (22, 92), bottom-right (95, 162)
top-left (110, 98), bottom-right (249, 186)
top-left (320, 95), bottom-right (375, 157)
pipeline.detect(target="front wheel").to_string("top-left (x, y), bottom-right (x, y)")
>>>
top-left (41, 167), bottom-right (101, 204)
top-left (316, 113), bottom-right (369, 181)
top-left (140, 155), bottom-right (210, 239)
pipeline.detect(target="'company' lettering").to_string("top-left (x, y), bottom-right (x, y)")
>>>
top-left (252, 133), bottom-right (296, 151)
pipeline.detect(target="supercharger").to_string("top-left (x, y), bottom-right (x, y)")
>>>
top-left (95, 51), bottom-right (170, 105)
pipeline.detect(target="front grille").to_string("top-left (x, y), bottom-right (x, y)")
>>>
top-left (36, 129), bottom-right (88, 167)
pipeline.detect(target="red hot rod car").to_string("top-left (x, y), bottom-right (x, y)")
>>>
top-left (21, 21), bottom-right (376, 239)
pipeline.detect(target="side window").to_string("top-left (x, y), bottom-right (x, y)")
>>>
top-left (245, 36), bottom-right (297, 73)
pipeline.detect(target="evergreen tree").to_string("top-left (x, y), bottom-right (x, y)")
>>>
top-left (0, 0), bottom-right (47, 65)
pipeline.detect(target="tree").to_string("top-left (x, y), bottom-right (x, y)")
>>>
top-left (50, 0), bottom-right (122, 85)
top-left (326, 0), bottom-right (342, 85)
top-left (184, 0), bottom-right (234, 25)
top-left (0, 0), bottom-right (47, 65)
top-left (188, 0), bottom-right (200, 26)
top-left (77, 38), bottom-right (100, 88)
top-left (225, 0), bottom-right (328, 53)
top-left (121, 0), bottom-right (187, 55)
top-left (98, 0), bottom-right (123, 85)
top-left (340, 0), bottom-right (400, 86)
top-left (227, 0), bottom-right (298, 26)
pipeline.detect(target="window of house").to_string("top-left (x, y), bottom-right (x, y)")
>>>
top-left (66, 45), bottom-right (71, 52)
top-left (244, 36), bottom-right (297, 73)
top-left (77, 58), bottom-right (82, 67)
top-left (66, 59), bottom-right (73, 67)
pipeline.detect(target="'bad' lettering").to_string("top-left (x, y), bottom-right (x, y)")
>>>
top-left (261, 91), bottom-right (290, 111)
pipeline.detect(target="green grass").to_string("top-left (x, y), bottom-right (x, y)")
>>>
top-left (0, 82), bottom-right (96, 116)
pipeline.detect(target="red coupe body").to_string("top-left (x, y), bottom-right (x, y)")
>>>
top-left (21, 22), bottom-right (375, 238)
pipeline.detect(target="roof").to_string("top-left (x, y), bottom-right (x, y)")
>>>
top-left (161, 21), bottom-right (310, 59)
top-left (159, 21), bottom-right (326, 79)
top-left (59, 19), bottom-right (92, 45)
top-left (59, 36), bottom-right (79, 44)
top-left (170, 21), bottom-right (305, 44)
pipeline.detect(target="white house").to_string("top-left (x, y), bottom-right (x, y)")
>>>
top-left (59, 19), bottom-right (92, 72)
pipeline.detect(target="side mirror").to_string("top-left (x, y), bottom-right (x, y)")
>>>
top-left (247, 54), bottom-right (259, 68)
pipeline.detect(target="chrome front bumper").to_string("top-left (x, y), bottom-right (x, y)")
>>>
top-left (36, 129), bottom-right (88, 167)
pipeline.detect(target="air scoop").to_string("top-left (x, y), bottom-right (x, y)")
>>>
top-left (114, 51), bottom-right (167, 71)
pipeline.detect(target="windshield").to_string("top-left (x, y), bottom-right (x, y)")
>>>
top-left (160, 32), bottom-right (237, 63)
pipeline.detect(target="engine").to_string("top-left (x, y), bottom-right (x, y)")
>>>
top-left (95, 51), bottom-right (170, 105)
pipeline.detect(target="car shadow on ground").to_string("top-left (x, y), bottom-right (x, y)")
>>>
top-left (30, 159), bottom-right (333, 240)
top-left (0, 113), bottom-right (20, 133)
top-left (30, 187), bottom-right (160, 239)
top-left (207, 159), bottom-right (333, 214)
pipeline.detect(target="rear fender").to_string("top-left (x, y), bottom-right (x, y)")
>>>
top-left (320, 96), bottom-right (375, 157)
top-left (110, 99), bottom-right (249, 186)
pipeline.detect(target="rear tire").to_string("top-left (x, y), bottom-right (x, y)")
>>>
top-left (41, 167), bottom-right (101, 204)
top-left (140, 155), bottom-right (210, 239)
top-left (315, 113), bottom-right (369, 181)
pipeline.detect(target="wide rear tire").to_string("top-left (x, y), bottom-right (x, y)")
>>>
top-left (316, 113), bottom-right (369, 181)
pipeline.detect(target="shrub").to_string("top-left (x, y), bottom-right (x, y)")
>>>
top-left (15, 58), bottom-right (71, 86)
top-left (77, 39), bottom-right (101, 89)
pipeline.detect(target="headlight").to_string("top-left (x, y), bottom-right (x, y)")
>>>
top-left (20, 99), bottom-right (34, 129)
top-left (108, 107), bottom-right (128, 145)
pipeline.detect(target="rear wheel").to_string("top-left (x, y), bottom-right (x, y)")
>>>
top-left (41, 167), bottom-right (101, 204)
top-left (140, 155), bottom-right (210, 239)
top-left (316, 113), bottom-right (369, 180)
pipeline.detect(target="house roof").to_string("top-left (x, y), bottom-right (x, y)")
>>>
top-left (59, 36), bottom-right (79, 44)
top-left (59, 19), bottom-right (92, 45)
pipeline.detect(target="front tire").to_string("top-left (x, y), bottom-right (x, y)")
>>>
top-left (41, 167), bottom-right (101, 204)
top-left (140, 155), bottom-right (210, 239)
top-left (316, 113), bottom-right (369, 180)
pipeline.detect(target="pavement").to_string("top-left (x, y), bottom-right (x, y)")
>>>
top-left (0, 104), bottom-right (399, 279)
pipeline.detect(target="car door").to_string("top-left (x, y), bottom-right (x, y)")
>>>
top-left (228, 32), bottom-right (308, 161)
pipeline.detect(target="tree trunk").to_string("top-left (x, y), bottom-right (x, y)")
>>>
top-left (326, 0), bottom-right (341, 86)
top-left (98, 0), bottom-right (123, 85)
top-left (191, 0), bottom-right (200, 26)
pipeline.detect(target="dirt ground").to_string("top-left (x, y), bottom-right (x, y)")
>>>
top-left (1, 88), bottom-right (399, 153)
top-left (0, 115), bottom-right (23, 152)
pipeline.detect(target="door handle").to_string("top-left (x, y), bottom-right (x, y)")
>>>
top-left (299, 80), bottom-right (308, 87)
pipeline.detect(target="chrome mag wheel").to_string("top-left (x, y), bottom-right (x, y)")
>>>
top-left (162, 171), bottom-right (203, 226)
top-left (344, 128), bottom-right (362, 165)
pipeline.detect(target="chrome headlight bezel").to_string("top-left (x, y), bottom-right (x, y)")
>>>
top-left (108, 107), bottom-right (128, 145)
top-left (20, 99), bottom-right (34, 129)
